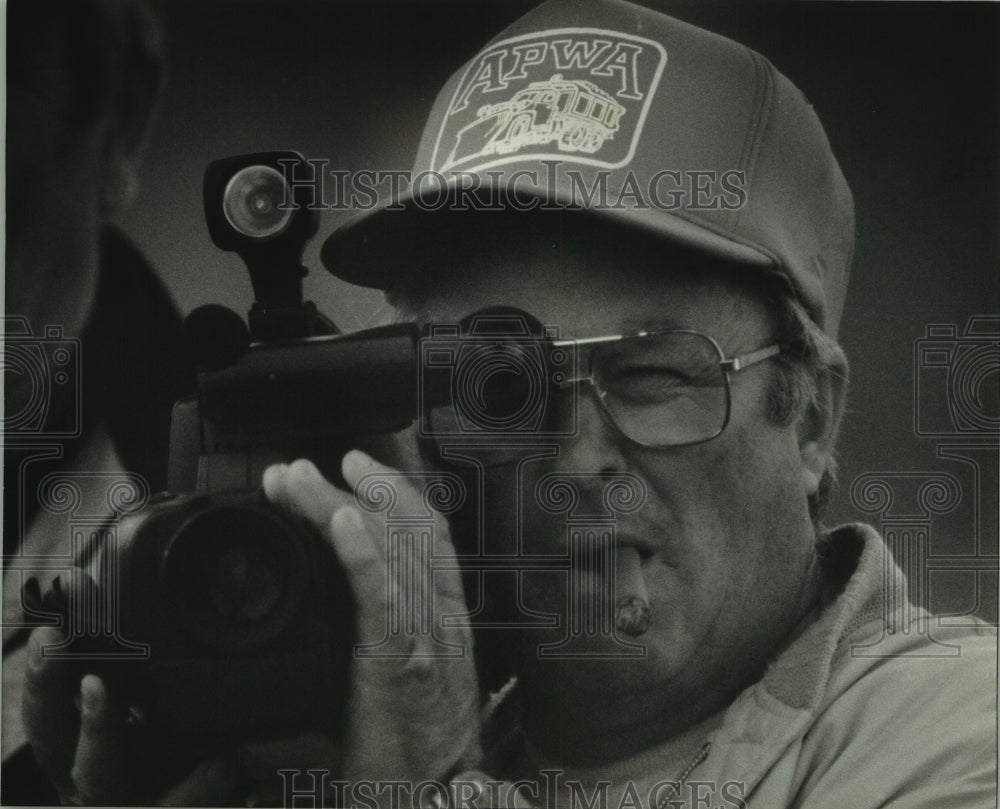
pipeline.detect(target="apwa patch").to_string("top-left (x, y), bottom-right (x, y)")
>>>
top-left (431, 28), bottom-right (667, 173)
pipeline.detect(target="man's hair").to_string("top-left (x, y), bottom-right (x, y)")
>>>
top-left (7, 0), bottom-right (164, 126)
top-left (760, 282), bottom-right (847, 523)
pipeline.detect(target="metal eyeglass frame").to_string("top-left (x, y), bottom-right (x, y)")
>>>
top-left (551, 329), bottom-right (783, 448)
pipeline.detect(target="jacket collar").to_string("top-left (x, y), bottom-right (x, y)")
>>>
top-left (698, 523), bottom-right (900, 790)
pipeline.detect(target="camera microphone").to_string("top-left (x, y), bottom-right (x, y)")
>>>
top-left (182, 304), bottom-right (251, 372)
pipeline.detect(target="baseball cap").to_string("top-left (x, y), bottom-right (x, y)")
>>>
top-left (320, 0), bottom-right (854, 337)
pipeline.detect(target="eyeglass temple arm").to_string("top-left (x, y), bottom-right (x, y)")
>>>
top-left (722, 343), bottom-right (782, 373)
top-left (551, 335), bottom-right (628, 348)
top-left (553, 336), bottom-right (781, 382)
top-left (552, 334), bottom-right (627, 386)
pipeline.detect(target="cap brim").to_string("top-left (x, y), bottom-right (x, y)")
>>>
top-left (320, 180), bottom-right (775, 290)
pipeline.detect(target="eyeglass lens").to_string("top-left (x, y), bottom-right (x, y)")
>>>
top-left (422, 330), bottom-right (730, 462)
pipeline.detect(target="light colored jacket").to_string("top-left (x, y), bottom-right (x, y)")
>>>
top-left (472, 524), bottom-right (997, 809)
top-left (697, 523), bottom-right (996, 809)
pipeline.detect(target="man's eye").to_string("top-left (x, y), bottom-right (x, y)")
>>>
top-left (604, 368), bottom-right (691, 403)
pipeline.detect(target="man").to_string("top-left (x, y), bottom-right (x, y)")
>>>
top-left (4, 0), bottom-right (193, 802)
top-left (20, 0), bottom-right (997, 806)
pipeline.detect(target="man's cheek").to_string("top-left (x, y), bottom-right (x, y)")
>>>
top-left (483, 464), bottom-right (564, 552)
top-left (694, 427), bottom-right (793, 517)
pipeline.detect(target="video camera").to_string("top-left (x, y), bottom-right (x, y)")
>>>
top-left (26, 151), bottom-right (572, 757)
top-left (27, 152), bottom-right (422, 753)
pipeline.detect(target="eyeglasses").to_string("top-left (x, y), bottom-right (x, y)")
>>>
top-left (419, 325), bottom-right (781, 463)
top-left (555, 329), bottom-right (781, 448)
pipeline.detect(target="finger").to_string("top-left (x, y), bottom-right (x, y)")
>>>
top-left (342, 450), bottom-right (468, 606)
top-left (365, 425), bottom-right (428, 474)
top-left (262, 459), bottom-right (353, 529)
top-left (21, 627), bottom-right (81, 796)
top-left (260, 461), bottom-right (288, 500)
top-left (23, 625), bottom-right (78, 709)
top-left (342, 449), bottom-right (454, 536)
top-left (158, 757), bottom-right (240, 807)
top-left (71, 674), bottom-right (128, 804)
top-left (341, 449), bottom-right (409, 501)
top-left (265, 460), bottom-right (416, 651)
top-left (328, 505), bottom-right (393, 647)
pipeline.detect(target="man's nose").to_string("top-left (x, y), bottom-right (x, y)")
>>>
top-left (551, 385), bottom-right (628, 475)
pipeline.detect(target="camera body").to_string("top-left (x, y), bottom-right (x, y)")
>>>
top-left (97, 320), bottom-right (419, 750)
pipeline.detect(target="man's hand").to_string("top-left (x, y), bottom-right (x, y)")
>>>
top-left (21, 628), bottom-right (239, 805)
top-left (20, 448), bottom-right (478, 804)
top-left (262, 449), bottom-right (480, 784)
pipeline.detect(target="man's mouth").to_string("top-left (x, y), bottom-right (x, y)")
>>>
top-left (561, 528), bottom-right (658, 569)
top-left (560, 530), bottom-right (654, 637)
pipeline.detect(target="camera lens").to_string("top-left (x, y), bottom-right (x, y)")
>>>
top-left (163, 505), bottom-right (305, 650)
top-left (209, 544), bottom-right (282, 622)
top-left (222, 165), bottom-right (294, 239)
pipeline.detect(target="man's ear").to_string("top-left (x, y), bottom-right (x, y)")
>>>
top-left (99, 9), bottom-right (165, 218)
top-left (798, 348), bottom-right (849, 496)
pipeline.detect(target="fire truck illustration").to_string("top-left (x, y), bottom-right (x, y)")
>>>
top-left (448, 74), bottom-right (626, 164)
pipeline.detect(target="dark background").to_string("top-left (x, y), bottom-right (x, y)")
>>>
top-left (127, 0), bottom-right (999, 621)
